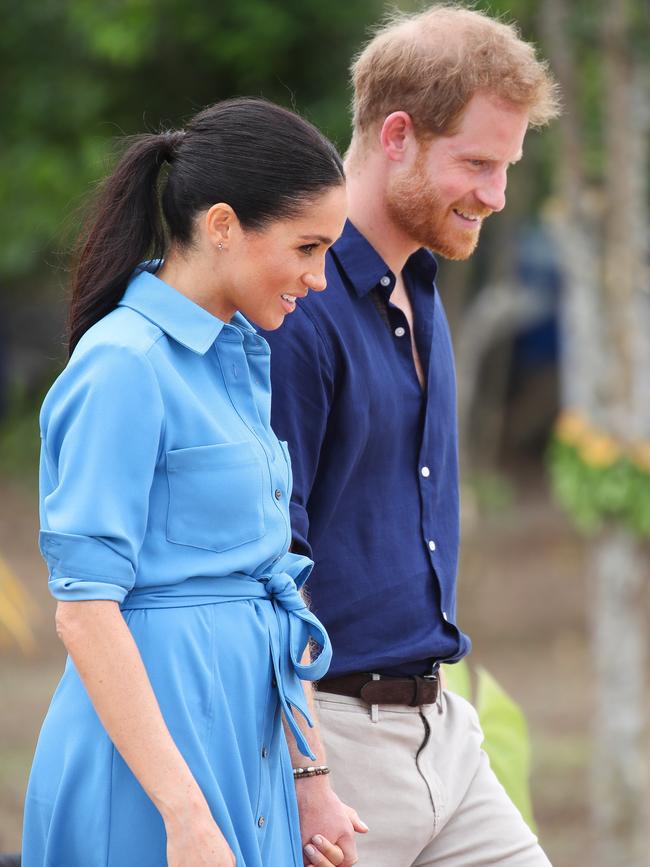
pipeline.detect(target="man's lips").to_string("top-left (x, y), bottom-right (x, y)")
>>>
top-left (452, 206), bottom-right (490, 224)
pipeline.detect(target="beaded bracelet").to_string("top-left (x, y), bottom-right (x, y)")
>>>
top-left (292, 765), bottom-right (330, 780)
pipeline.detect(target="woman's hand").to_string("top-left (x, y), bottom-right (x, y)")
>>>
top-left (165, 803), bottom-right (236, 867)
top-left (296, 775), bottom-right (367, 867)
top-left (303, 834), bottom-right (346, 866)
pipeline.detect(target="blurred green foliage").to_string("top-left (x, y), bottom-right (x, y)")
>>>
top-left (1, 0), bottom-right (592, 289)
top-left (0, 385), bottom-right (45, 481)
top-left (1, 0), bottom-right (396, 283)
top-left (549, 437), bottom-right (650, 536)
top-left (444, 660), bottom-right (536, 830)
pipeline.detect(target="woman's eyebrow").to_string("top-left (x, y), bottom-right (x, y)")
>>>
top-left (298, 234), bottom-right (333, 244)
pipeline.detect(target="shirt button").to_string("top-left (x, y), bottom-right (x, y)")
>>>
top-left (261, 746), bottom-right (269, 758)
top-left (428, 540), bottom-right (436, 551)
top-left (380, 275), bottom-right (391, 287)
top-left (394, 326), bottom-right (406, 338)
top-left (258, 816), bottom-right (266, 828)
top-left (421, 466), bottom-right (430, 477)
top-left (274, 489), bottom-right (282, 500)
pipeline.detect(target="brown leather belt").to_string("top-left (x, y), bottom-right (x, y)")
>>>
top-left (316, 672), bottom-right (440, 706)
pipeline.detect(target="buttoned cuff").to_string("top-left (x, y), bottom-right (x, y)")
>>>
top-left (40, 530), bottom-right (136, 603)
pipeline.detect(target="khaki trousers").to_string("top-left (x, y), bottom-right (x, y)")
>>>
top-left (314, 689), bottom-right (553, 867)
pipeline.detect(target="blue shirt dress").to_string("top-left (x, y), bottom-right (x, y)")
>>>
top-left (22, 267), bottom-right (331, 867)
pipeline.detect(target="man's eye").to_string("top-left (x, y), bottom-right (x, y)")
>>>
top-left (468, 159), bottom-right (487, 168)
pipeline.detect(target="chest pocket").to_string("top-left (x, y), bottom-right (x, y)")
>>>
top-left (166, 441), bottom-right (266, 552)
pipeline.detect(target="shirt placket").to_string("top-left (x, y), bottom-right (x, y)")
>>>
top-left (214, 330), bottom-right (292, 554)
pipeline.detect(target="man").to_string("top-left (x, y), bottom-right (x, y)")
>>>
top-left (261, 5), bottom-right (560, 866)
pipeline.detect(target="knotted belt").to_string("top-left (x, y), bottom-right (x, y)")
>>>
top-left (121, 552), bottom-right (331, 759)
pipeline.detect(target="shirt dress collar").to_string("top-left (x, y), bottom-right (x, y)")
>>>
top-left (119, 266), bottom-right (256, 355)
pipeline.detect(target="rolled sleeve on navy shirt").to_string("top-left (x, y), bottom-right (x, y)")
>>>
top-left (260, 220), bottom-right (471, 677)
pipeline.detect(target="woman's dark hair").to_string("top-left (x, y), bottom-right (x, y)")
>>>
top-left (68, 98), bottom-right (344, 355)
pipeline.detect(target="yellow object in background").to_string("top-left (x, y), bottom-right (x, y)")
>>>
top-left (0, 553), bottom-right (35, 653)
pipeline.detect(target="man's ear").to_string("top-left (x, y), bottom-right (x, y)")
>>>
top-left (380, 111), bottom-right (417, 163)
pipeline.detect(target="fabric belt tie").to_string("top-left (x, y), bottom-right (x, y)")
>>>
top-left (121, 553), bottom-right (331, 759)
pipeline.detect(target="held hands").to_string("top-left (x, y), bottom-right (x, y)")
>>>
top-left (296, 776), bottom-right (368, 867)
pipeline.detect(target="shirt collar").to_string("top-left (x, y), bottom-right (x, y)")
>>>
top-left (118, 265), bottom-right (256, 354)
top-left (330, 219), bottom-right (438, 297)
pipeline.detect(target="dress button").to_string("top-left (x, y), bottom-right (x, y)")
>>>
top-left (421, 466), bottom-right (430, 477)
top-left (261, 746), bottom-right (269, 759)
top-left (274, 489), bottom-right (282, 500)
top-left (442, 611), bottom-right (448, 621)
top-left (394, 326), bottom-right (406, 338)
top-left (380, 275), bottom-right (391, 287)
top-left (258, 816), bottom-right (266, 828)
top-left (428, 540), bottom-right (436, 551)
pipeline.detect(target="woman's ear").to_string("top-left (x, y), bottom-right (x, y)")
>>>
top-left (204, 202), bottom-right (239, 252)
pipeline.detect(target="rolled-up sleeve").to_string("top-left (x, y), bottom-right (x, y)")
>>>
top-left (39, 342), bottom-right (164, 603)
top-left (262, 308), bottom-right (333, 557)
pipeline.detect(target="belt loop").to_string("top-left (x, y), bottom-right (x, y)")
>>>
top-left (370, 673), bottom-right (380, 723)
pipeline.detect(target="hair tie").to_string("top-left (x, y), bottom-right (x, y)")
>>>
top-left (159, 129), bottom-right (186, 164)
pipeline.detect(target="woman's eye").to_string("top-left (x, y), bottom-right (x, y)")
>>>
top-left (299, 244), bottom-right (318, 255)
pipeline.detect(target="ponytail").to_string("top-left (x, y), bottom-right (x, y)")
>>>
top-left (67, 131), bottom-right (183, 356)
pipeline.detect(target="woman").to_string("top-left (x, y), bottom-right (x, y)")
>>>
top-left (22, 98), bottom-right (355, 867)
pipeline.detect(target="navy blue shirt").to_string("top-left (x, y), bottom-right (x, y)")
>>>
top-left (260, 221), bottom-right (471, 677)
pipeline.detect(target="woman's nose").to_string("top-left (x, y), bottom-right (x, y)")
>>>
top-left (303, 270), bottom-right (327, 293)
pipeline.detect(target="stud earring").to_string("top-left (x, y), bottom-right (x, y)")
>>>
top-left (217, 242), bottom-right (224, 250)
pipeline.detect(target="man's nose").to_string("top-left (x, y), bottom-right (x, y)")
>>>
top-left (477, 169), bottom-right (507, 213)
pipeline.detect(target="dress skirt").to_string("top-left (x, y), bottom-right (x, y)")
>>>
top-left (22, 596), bottom-right (305, 867)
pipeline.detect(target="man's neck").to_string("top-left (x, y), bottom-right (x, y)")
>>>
top-left (344, 150), bottom-right (420, 276)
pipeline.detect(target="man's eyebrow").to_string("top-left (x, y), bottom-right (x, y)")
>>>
top-left (457, 150), bottom-right (524, 164)
top-left (298, 234), bottom-right (334, 245)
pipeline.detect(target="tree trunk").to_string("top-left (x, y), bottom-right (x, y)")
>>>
top-left (541, 0), bottom-right (650, 862)
top-left (539, 0), bottom-right (602, 420)
top-left (591, 530), bottom-right (649, 867)
top-left (592, 5), bottom-right (650, 860)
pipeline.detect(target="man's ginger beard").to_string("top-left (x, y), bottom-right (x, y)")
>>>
top-left (385, 149), bottom-right (492, 261)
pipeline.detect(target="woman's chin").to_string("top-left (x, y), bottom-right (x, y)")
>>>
top-left (254, 312), bottom-right (286, 331)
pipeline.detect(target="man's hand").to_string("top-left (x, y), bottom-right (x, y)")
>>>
top-left (296, 776), bottom-right (368, 867)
